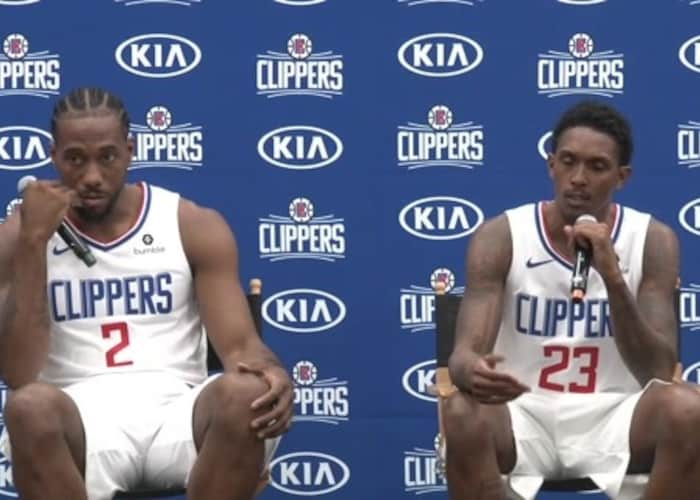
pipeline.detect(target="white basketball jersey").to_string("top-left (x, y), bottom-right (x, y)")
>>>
top-left (39, 183), bottom-right (206, 388)
top-left (493, 201), bottom-right (650, 395)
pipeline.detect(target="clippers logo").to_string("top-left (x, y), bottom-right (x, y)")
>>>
top-left (130, 105), bottom-right (203, 170)
top-left (677, 120), bottom-right (700, 169)
top-left (115, 34), bottom-right (201, 78)
top-left (115, 0), bottom-right (201, 5)
top-left (262, 288), bottom-right (346, 333)
top-left (0, 0), bottom-right (40, 4)
top-left (403, 435), bottom-right (447, 495)
top-left (258, 197), bottom-right (345, 262)
top-left (679, 283), bottom-right (700, 330)
top-left (398, 33), bottom-right (483, 78)
top-left (258, 125), bottom-right (343, 170)
top-left (0, 33), bottom-right (60, 98)
top-left (399, 196), bottom-right (484, 240)
top-left (402, 359), bottom-right (437, 403)
top-left (256, 34), bottom-right (343, 98)
top-left (274, 0), bottom-right (326, 4)
top-left (683, 361), bottom-right (700, 383)
top-left (270, 451), bottom-right (350, 495)
top-left (678, 198), bottom-right (700, 236)
top-left (537, 33), bottom-right (624, 97)
top-left (401, 268), bottom-right (463, 333)
top-left (398, 0), bottom-right (482, 5)
top-left (292, 360), bottom-right (349, 425)
top-left (0, 125), bottom-right (52, 170)
top-left (397, 105), bottom-right (484, 170)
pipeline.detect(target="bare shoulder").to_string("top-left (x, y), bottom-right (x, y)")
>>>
top-left (177, 197), bottom-right (238, 266)
top-left (466, 214), bottom-right (512, 282)
top-left (642, 217), bottom-right (679, 283)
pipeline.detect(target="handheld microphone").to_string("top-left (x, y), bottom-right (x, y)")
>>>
top-left (571, 214), bottom-right (596, 303)
top-left (17, 175), bottom-right (97, 268)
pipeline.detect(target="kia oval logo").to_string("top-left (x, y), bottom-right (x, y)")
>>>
top-left (115, 33), bottom-right (202, 78)
top-left (269, 451), bottom-right (350, 495)
top-left (397, 33), bottom-right (483, 78)
top-left (679, 35), bottom-right (700, 75)
top-left (402, 359), bottom-right (437, 402)
top-left (0, 126), bottom-right (52, 171)
top-left (257, 125), bottom-right (343, 170)
top-left (398, 196), bottom-right (484, 240)
top-left (262, 288), bottom-right (346, 333)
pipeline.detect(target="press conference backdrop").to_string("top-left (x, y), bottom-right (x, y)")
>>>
top-left (0, 1), bottom-right (699, 499)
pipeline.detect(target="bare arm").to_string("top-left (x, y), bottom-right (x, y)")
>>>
top-left (181, 200), bottom-right (292, 437)
top-left (0, 214), bottom-right (19, 382)
top-left (605, 219), bottom-right (679, 384)
top-left (448, 215), bottom-right (513, 393)
top-left (0, 181), bottom-right (72, 389)
top-left (179, 200), bottom-right (281, 371)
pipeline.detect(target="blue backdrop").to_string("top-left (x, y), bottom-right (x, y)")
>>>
top-left (0, 1), bottom-right (699, 499)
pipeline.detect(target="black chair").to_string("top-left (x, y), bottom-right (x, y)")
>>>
top-left (114, 278), bottom-right (266, 500)
top-left (431, 281), bottom-right (683, 495)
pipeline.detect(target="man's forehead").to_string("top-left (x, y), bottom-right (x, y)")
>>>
top-left (557, 126), bottom-right (618, 155)
top-left (54, 111), bottom-right (126, 144)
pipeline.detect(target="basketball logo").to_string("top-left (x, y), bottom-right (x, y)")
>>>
top-left (3, 33), bottom-right (28, 60)
top-left (287, 34), bottom-right (312, 60)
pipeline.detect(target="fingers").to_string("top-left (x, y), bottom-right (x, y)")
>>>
top-left (237, 361), bottom-right (264, 377)
top-left (470, 380), bottom-right (529, 404)
top-left (252, 402), bottom-right (293, 439)
top-left (251, 382), bottom-right (294, 439)
top-left (469, 355), bottom-right (529, 404)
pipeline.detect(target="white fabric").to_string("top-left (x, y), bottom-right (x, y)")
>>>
top-left (40, 183), bottom-right (207, 388)
top-left (490, 201), bottom-right (653, 498)
top-left (0, 373), bottom-right (280, 500)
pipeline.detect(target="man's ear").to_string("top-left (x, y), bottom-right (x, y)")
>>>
top-left (617, 164), bottom-right (632, 189)
top-left (547, 153), bottom-right (555, 179)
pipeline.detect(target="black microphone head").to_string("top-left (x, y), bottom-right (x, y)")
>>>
top-left (575, 213), bottom-right (597, 225)
top-left (17, 175), bottom-right (37, 194)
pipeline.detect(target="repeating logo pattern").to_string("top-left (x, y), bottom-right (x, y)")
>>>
top-left (537, 33), bottom-right (624, 97)
top-left (129, 105), bottom-right (203, 170)
top-left (397, 105), bottom-right (485, 170)
top-left (0, 33), bottom-right (60, 98)
top-left (257, 34), bottom-right (343, 98)
top-left (258, 197), bottom-right (346, 262)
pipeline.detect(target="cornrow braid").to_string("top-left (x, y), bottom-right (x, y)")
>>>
top-left (50, 87), bottom-right (130, 140)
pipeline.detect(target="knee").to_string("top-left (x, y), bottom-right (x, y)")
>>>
top-left (4, 383), bottom-right (65, 444)
top-left (656, 384), bottom-right (700, 443)
top-left (442, 391), bottom-right (490, 446)
top-left (208, 372), bottom-right (269, 429)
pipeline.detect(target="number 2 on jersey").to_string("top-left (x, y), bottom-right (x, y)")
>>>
top-left (538, 345), bottom-right (599, 393)
top-left (101, 321), bottom-right (133, 367)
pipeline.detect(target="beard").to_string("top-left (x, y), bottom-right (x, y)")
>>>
top-left (73, 185), bottom-right (123, 223)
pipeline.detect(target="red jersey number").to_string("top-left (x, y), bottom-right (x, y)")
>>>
top-left (101, 321), bottom-right (134, 368)
top-left (538, 345), bottom-right (599, 393)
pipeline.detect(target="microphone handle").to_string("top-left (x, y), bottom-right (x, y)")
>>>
top-left (57, 223), bottom-right (97, 267)
top-left (571, 245), bottom-right (591, 303)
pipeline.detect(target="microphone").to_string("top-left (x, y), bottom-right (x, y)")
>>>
top-left (17, 175), bottom-right (97, 268)
top-left (571, 214), bottom-right (596, 303)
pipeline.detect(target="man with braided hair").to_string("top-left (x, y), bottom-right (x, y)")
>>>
top-left (0, 87), bottom-right (292, 500)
